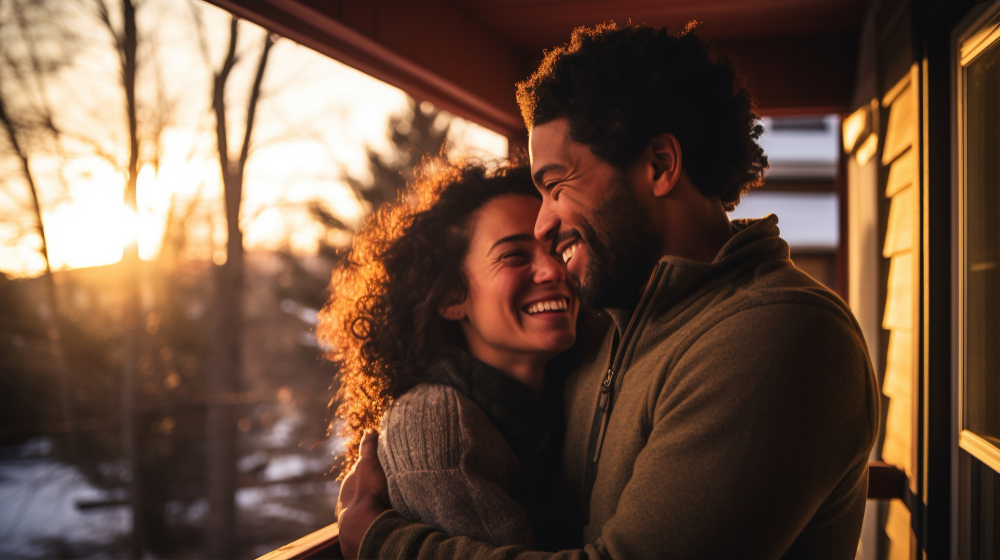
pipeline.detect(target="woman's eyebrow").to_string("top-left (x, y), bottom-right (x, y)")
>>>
top-left (488, 233), bottom-right (535, 254)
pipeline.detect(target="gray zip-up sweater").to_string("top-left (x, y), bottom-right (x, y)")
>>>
top-left (360, 215), bottom-right (880, 559)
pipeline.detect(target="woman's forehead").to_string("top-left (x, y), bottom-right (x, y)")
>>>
top-left (469, 195), bottom-right (541, 249)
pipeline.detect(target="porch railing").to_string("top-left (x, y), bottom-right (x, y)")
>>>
top-left (257, 461), bottom-right (909, 560)
top-left (255, 522), bottom-right (340, 560)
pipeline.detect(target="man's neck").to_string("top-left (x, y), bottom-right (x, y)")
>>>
top-left (658, 187), bottom-right (733, 263)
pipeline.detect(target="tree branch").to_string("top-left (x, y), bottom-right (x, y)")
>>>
top-left (213, 17), bottom-right (238, 178)
top-left (237, 33), bottom-right (274, 173)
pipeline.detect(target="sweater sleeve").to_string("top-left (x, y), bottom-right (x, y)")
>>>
top-left (375, 384), bottom-right (535, 550)
top-left (360, 302), bottom-right (877, 560)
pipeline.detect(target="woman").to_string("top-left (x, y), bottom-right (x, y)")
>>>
top-left (320, 157), bottom-right (580, 548)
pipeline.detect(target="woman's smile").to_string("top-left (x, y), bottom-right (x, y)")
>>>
top-left (450, 194), bottom-right (579, 366)
top-left (522, 296), bottom-right (570, 315)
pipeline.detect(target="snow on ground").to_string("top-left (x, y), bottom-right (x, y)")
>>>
top-left (0, 437), bottom-right (342, 558)
top-left (0, 440), bottom-right (129, 559)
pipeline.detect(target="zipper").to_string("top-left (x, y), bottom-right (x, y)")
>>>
top-left (591, 262), bottom-right (667, 463)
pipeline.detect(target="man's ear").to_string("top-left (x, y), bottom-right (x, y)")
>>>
top-left (648, 133), bottom-right (682, 197)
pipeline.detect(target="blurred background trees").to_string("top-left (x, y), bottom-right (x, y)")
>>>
top-left (0, 0), bottom-right (505, 558)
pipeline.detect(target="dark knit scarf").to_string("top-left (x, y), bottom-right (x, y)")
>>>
top-left (423, 346), bottom-right (548, 466)
top-left (424, 346), bottom-right (584, 551)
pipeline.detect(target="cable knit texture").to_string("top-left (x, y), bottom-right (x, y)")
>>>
top-left (375, 346), bottom-right (552, 549)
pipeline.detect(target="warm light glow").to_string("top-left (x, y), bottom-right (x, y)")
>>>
top-left (42, 158), bottom-right (136, 270)
top-left (136, 163), bottom-right (169, 260)
top-left (842, 106), bottom-right (868, 153)
top-left (0, 3), bottom-right (509, 278)
top-left (45, 197), bottom-right (136, 270)
top-left (855, 133), bottom-right (879, 166)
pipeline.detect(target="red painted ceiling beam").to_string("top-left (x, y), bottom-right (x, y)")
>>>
top-left (206, 0), bottom-right (529, 140)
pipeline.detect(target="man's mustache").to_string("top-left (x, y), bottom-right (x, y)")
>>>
top-left (554, 229), bottom-right (583, 246)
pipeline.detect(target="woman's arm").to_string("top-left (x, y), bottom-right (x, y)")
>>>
top-left (376, 383), bottom-right (535, 548)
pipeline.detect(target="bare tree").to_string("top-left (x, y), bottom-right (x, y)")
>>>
top-left (92, 0), bottom-right (143, 555)
top-left (203, 17), bottom-right (274, 559)
top-left (0, 0), bottom-right (80, 461)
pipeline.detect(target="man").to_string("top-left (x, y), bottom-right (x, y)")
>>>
top-left (338, 22), bottom-right (879, 559)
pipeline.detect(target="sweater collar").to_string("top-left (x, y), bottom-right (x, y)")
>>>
top-left (605, 215), bottom-right (789, 333)
top-left (424, 347), bottom-right (548, 465)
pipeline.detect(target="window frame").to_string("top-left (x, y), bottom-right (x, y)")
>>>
top-left (953, 0), bottom-right (1000, 475)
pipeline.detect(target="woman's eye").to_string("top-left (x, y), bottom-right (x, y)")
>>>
top-left (500, 251), bottom-right (531, 265)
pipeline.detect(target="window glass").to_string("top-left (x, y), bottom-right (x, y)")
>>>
top-left (964, 40), bottom-right (1000, 446)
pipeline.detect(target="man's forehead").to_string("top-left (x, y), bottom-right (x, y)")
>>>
top-left (528, 119), bottom-right (573, 172)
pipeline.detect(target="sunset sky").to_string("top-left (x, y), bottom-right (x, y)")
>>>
top-left (0, 0), bottom-right (506, 277)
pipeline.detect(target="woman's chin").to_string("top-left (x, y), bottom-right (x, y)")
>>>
top-left (530, 332), bottom-right (576, 356)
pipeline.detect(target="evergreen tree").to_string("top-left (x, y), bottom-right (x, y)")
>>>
top-left (310, 97), bottom-right (450, 261)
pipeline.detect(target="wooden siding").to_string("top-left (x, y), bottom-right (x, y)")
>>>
top-left (879, 67), bottom-right (921, 560)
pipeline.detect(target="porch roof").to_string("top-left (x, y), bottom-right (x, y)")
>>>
top-left (207, 0), bottom-right (867, 141)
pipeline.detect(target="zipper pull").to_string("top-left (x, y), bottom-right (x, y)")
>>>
top-left (601, 367), bottom-right (614, 392)
top-left (596, 369), bottom-right (612, 418)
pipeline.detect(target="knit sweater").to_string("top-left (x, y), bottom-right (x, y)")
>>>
top-left (360, 215), bottom-right (880, 559)
top-left (375, 348), bottom-right (554, 548)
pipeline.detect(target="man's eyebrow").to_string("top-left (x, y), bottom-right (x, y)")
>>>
top-left (489, 233), bottom-right (535, 253)
top-left (532, 163), bottom-right (565, 187)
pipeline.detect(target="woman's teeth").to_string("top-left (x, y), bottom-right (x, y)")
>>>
top-left (524, 298), bottom-right (569, 315)
top-left (562, 242), bottom-right (579, 264)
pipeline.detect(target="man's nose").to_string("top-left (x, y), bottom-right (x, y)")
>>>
top-left (534, 197), bottom-right (559, 242)
top-left (534, 252), bottom-right (566, 284)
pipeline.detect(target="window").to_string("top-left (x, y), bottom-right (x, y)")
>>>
top-left (956, 2), bottom-right (1000, 472)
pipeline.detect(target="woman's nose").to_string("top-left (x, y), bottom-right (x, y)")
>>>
top-left (534, 252), bottom-right (567, 284)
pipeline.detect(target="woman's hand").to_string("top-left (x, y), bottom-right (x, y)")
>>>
top-left (337, 431), bottom-right (390, 559)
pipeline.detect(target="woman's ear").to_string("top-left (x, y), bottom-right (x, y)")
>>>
top-left (439, 302), bottom-right (465, 321)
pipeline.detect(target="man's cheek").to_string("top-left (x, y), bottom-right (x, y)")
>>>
top-left (566, 242), bottom-right (589, 283)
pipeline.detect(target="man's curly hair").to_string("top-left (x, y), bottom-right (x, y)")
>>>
top-left (318, 157), bottom-right (538, 474)
top-left (516, 22), bottom-right (767, 211)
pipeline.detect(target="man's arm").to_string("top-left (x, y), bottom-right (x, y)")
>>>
top-left (337, 431), bottom-right (389, 559)
top-left (343, 303), bottom-right (878, 559)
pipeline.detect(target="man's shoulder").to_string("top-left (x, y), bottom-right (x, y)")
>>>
top-left (664, 255), bottom-right (858, 340)
top-left (638, 263), bottom-right (871, 385)
top-left (682, 284), bottom-right (866, 366)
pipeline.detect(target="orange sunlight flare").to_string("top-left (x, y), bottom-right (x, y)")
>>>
top-left (42, 162), bottom-right (171, 270)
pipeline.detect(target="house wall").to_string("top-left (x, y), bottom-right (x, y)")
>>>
top-left (846, 3), bottom-right (921, 557)
top-left (848, 0), bottom-right (996, 558)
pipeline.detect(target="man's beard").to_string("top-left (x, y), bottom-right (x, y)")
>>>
top-left (573, 173), bottom-right (661, 311)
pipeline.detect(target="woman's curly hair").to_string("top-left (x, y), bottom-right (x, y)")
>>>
top-left (318, 156), bottom-right (538, 473)
top-left (516, 22), bottom-right (767, 211)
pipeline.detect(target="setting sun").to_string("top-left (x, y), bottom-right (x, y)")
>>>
top-left (41, 158), bottom-right (134, 270)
